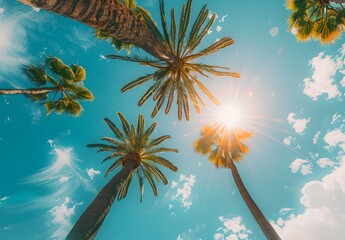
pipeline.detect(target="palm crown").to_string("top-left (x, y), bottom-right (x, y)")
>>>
top-left (194, 125), bottom-right (253, 168)
top-left (287, 0), bottom-right (345, 44)
top-left (108, 0), bottom-right (239, 121)
top-left (25, 56), bottom-right (94, 116)
top-left (88, 112), bottom-right (178, 202)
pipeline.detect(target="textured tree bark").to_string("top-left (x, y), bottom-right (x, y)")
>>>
top-left (0, 87), bottom-right (55, 95)
top-left (228, 160), bottom-right (281, 240)
top-left (18, 0), bottom-right (173, 62)
top-left (66, 160), bottom-right (137, 240)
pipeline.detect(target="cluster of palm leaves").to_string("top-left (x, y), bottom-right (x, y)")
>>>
top-left (194, 124), bottom-right (252, 167)
top-left (287, 0), bottom-right (345, 44)
top-left (24, 56), bottom-right (94, 116)
top-left (108, 0), bottom-right (240, 121)
top-left (88, 112), bottom-right (178, 202)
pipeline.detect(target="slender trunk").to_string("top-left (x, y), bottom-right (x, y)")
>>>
top-left (18, 0), bottom-right (173, 62)
top-left (0, 87), bottom-right (56, 95)
top-left (66, 160), bottom-right (136, 240)
top-left (228, 160), bottom-right (281, 240)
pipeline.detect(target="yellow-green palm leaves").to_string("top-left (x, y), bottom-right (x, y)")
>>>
top-left (287, 0), bottom-right (345, 44)
top-left (108, 0), bottom-right (239, 121)
top-left (24, 56), bottom-right (94, 116)
top-left (194, 125), bottom-right (253, 168)
top-left (88, 112), bottom-right (178, 202)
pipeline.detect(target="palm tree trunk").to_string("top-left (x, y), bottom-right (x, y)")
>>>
top-left (228, 160), bottom-right (281, 240)
top-left (66, 160), bottom-right (136, 240)
top-left (0, 87), bottom-right (56, 95)
top-left (18, 0), bottom-right (173, 62)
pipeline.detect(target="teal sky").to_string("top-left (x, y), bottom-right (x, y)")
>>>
top-left (1, 0), bottom-right (345, 239)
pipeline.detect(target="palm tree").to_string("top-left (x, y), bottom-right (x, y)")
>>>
top-left (18, 0), bottom-right (172, 61)
top-left (95, 0), bottom-right (147, 54)
top-left (194, 125), bottom-right (281, 240)
top-left (0, 56), bottom-right (93, 116)
top-left (108, 0), bottom-right (240, 121)
top-left (286, 0), bottom-right (345, 44)
top-left (66, 112), bottom-right (178, 239)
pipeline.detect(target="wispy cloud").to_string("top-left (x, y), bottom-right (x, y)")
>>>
top-left (176, 224), bottom-right (206, 240)
top-left (0, 5), bottom-right (47, 88)
top-left (65, 26), bottom-right (96, 52)
top-left (21, 139), bottom-right (96, 210)
top-left (269, 27), bottom-right (279, 37)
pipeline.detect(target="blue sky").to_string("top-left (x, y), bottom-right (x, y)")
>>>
top-left (1, 0), bottom-right (345, 239)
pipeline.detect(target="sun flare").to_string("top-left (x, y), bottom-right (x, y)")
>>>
top-left (216, 105), bottom-right (242, 130)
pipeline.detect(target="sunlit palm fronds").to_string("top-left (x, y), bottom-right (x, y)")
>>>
top-left (287, 0), bottom-right (345, 44)
top-left (88, 112), bottom-right (178, 202)
top-left (194, 124), bottom-right (253, 168)
top-left (108, 0), bottom-right (239, 121)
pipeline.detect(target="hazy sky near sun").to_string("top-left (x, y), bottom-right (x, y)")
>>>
top-left (1, 0), bottom-right (345, 239)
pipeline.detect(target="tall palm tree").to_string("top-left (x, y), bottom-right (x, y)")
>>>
top-left (18, 0), bottom-right (172, 61)
top-left (66, 112), bottom-right (178, 239)
top-left (0, 56), bottom-right (93, 116)
top-left (95, 0), bottom-right (147, 53)
top-left (194, 125), bottom-right (281, 240)
top-left (108, 0), bottom-right (240, 121)
top-left (287, 0), bottom-right (345, 44)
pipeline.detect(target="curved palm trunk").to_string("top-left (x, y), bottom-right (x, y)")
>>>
top-left (66, 160), bottom-right (136, 240)
top-left (18, 0), bottom-right (172, 62)
top-left (0, 87), bottom-right (56, 95)
top-left (228, 160), bottom-right (281, 240)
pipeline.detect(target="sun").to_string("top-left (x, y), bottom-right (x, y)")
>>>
top-left (216, 105), bottom-right (243, 130)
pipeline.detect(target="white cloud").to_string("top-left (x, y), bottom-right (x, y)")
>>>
top-left (0, 196), bottom-right (9, 201)
top-left (279, 208), bottom-right (294, 214)
top-left (59, 176), bottom-right (72, 183)
top-left (323, 128), bottom-right (345, 151)
top-left (317, 158), bottom-right (335, 168)
top-left (287, 113), bottom-right (310, 134)
top-left (172, 174), bottom-right (196, 210)
top-left (65, 26), bottom-right (96, 51)
top-left (283, 136), bottom-right (293, 146)
top-left (331, 113), bottom-right (342, 124)
top-left (49, 197), bottom-right (76, 240)
top-left (0, 8), bottom-right (4, 14)
top-left (86, 168), bottom-right (101, 180)
top-left (273, 157), bottom-right (345, 239)
top-left (269, 27), bottom-right (279, 37)
top-left (216, 26), bottom-right (222, 32)
top-left (214, 216), bottom-right (252, 240)
top-left (289, 158), bottom-right (312, 175)
top-left (303, 51), bottom-right (343, 101)
top-left (313, 131), bottom-right (321, 144)
top-left (219, 14), bottom-right (228, 23)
